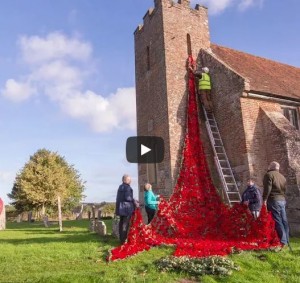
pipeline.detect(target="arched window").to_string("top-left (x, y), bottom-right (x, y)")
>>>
top-left (146, 46), bottom-right (150, 71)
top-left (187, 34), bottom-right (192, 55)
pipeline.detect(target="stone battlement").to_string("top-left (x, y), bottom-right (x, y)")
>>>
top-left (134, 0), bottom-right (208, 35)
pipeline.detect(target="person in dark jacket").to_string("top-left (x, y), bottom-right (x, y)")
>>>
top-left (241, 179), bottom-right (262, 219)
top-left (115, 174), bottom-right (135, 244)
top-left (263, 161), bottom-right (289, 247)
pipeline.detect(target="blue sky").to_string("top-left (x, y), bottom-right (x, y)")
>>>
top-left (0, 0), bottom-right (299, 205)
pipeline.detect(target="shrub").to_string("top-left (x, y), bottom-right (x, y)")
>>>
top-left (155, 256), bottom-right (239, 276)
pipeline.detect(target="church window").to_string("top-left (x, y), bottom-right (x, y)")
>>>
top-left (282, 107), bottom-right (299, 130)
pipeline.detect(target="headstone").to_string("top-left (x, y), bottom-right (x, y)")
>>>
top-left (112, 217), bottom-right (120, 239)
top-left (0, 198), bottom-right (6, 230)
top-left (96, 221), bottom-right (107, 236)
top-left (89, 219), bottom-right (96, 232)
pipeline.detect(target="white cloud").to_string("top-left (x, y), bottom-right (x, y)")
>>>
top-left (1, 79), bottom-right (36, 102)
top-left (192, 0), bottom-right (264, 14)
top-left (61, 88), bottom-right (136, 132)
top-left (1, 32), bottom-right (136, 133)
top-left (33, 60), bottom-right (81, 84)
top-left (19, 32), bottom-right (92, 64)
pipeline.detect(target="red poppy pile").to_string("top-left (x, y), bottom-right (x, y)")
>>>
top-left (0, 198), bottom-right (3, 215)
top-left (108, 56), bottom-right (280, 261)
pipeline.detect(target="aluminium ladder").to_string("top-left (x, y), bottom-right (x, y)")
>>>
top-left (202, 106), bottom-right (241, 206)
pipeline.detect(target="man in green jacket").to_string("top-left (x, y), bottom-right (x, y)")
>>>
top-left (263, 161), bottom-right (289, 248)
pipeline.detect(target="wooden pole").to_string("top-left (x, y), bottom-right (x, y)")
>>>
top-left (58, 195), bottom-right (63, 232)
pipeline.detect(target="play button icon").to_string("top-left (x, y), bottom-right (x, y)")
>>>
top-left (141, 144), bottom-right (151, 156)
top-left (126, 136), bottom-right (164, 163)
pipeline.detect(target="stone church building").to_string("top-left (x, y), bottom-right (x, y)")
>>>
top-left (134, 0), bottom-right (300, 235)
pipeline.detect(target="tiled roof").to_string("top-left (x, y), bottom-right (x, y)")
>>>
top-left (210, 44), bottom-right (300, 101)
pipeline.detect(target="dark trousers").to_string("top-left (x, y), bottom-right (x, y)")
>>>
top-left (145, 206), bottom-right (156, 224)
top-left (199, 90), bottom-right (213, 111)
top-left (119, 215), bottom-right (131, 244)
top-left (267, 200), bottom-right (289, 245)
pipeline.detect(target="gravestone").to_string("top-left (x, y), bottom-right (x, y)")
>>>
top-left (96, 221), bottom-right (107, 236)
top-left (112, 217), bottom-right (119, 239)
top-left (0, 198), bottom-right (6, 230)
top-left (89, 219), bottom-right (96, 232)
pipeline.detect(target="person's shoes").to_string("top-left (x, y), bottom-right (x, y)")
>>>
top-left (280, 243), bottom-right (290, 251)
top-left (270, 246), bottom-right (283, 252)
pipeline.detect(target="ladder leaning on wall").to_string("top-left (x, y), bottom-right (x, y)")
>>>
top-left (202, 106), bottom-right (241, 206)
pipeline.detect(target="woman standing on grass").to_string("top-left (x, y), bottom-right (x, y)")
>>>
top-left (144, 183), bottom-right (160, 224)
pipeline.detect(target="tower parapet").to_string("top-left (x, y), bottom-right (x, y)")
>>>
top-left (135, 0), bottom-right (209, 36)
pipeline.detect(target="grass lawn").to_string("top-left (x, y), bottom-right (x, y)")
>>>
top-left (0, 220), bottom-right (299, 283)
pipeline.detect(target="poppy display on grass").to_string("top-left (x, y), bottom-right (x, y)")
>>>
top-left (108, 56), bottom-right (280, 262)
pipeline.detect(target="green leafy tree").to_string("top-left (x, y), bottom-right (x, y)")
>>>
top-left (8, 149), bottom-right (85, 230)
top-left (101, 203), bottom-right (116, 216)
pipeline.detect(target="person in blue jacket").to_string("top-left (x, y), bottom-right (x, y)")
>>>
top-left (144, 183), bottom-right (160, 224)
top-left (115, 174), bottom-right (135, 244)
top-left (241, 178), bottom-right (262, 219)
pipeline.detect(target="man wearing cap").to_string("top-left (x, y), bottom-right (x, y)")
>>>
top-left (263, 161), bottom-right (290, 248)
top-left (189, 63), bottom-right (213, 112)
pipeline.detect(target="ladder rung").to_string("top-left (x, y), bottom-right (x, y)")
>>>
top-left (227, 191), bottom-right (239, 194)
top-left (221, 167), bottom-right (230, 170)
top-left (215, 146), bottom-right (223, 148)
top-left (230, 200), bottom-right (241, 203)
top-left (224, 175), bottom-right (233, 177)
top-left (217, 153), bottom-right (225, 155)
top-left (226, 183), bottom-right (236, 185)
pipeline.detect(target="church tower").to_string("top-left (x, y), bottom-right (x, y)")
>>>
top-left (134, 0), bottom-right (211, 200)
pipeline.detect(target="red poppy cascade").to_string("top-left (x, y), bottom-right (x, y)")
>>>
top-left (0, 198), bottom-right (4, 214)
top-left (0, 198), bottom-right (3, 215)
top-left (108, 56), bottom-right (280, 261)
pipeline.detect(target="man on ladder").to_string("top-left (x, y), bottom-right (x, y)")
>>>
top-left (189, 63), bottom-right (213, 112)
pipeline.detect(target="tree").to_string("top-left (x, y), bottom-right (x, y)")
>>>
top-left (8, 149), bottom-right (85, 230)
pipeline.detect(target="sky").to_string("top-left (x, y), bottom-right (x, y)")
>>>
top-left (0, 0), bottom-right (300, 205)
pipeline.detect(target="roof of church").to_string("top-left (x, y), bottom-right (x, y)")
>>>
top-left (210, 44), bottom-right (300, 101)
